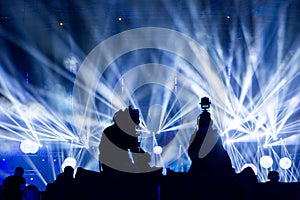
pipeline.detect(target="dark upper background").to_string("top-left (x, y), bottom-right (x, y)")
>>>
top-left (1, 0), bottom-right (299, 87)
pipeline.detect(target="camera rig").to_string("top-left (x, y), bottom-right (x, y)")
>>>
top-left (198, 97), bottom-right (211, 128)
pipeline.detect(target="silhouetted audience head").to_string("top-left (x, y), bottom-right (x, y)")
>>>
top-left (267, 170), bottom-right (280, 183)
top-left (53, 165), bottom-right (75, 185)
top-left (47, 166), bottom-right (76, 200)
top-left (63, 166), bottom-right (74, 177)
top-left (238, 167), bottom-right (258, 184)
top-left (75, 167), bottom-right (84, 177)
top-left (14, 166), bottom-right (25, 177)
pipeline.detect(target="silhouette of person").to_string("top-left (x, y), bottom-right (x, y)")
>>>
top-left (98, 106), bottom-right (151, 174)
top-left (21, 184), bottom-right (40, 200)
top-left (235, 167), bottom-right (258, 200)
top-left (48, 166), bottom-right (75, 200)
top-left (187, 97), bottom-right (233, 178)
top-left (2, 166), bottom-right (26, 200)
top-left (97, 106), bottom-right (160, 200)
top-left (54, 166), bottom-right (75, 185)
top-left (237, 167), bottom-right (258, 184)
top-left (267, 170), bottom-right (280, 183)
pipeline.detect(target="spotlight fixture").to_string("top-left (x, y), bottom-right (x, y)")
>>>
top-left (153, 145), bottom-right (163, 155)
top-left (279, 157), bottom-right (292, 170)
top-left (259, 155), bottom-right (273, 169)
top-left (20, 140), bottom-right (39, 154)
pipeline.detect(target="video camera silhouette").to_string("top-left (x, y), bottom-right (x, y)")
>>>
top-left (198, 97), bottom-right (211, 129)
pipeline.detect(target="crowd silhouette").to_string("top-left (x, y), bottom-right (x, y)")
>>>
top-left (1, 98), bottom-right (300, 200)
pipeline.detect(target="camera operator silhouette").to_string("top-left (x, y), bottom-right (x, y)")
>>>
top-left (187, 97), bottom-right (233, 179)
top-left (98, 106), bottom-right (152, 174)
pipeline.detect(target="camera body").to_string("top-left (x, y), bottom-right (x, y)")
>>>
top-left (200, 97), bottom-right (211, 111)
top-left (198, 97), bottom-right (211, 128)
top-left (129, 105), bottom-right (140, 125)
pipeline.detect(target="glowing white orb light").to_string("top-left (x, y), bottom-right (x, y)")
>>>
top-left (153, 145), bottom-right (163, 155)
top-left (61, 157), bottom-right (77, 172)
top-left (279, 157), bottom-right (292, 170)
top-left (20, 140), bottom-right (39, 154)
top-left (241, 163), bottom-right (258, 175)
top-left (260, 155), bottom-right (273, 169)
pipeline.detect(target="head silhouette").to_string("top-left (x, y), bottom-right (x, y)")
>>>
top-left (14, 166), bottom-right (24, 177)
top-left (64, 166), bottom-right (74, 175)
top-left (268, 170), bottom-right (279, 182)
